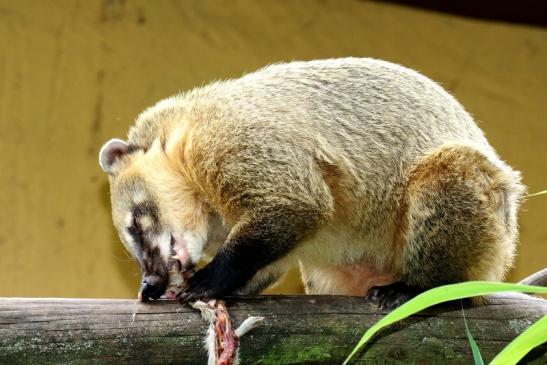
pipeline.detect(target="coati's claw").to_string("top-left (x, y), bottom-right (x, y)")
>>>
top-left (366, 282), bottom-right (421, 310)
top-left (178, 284), bottom-right (212, 303)
top-left (178, 290), bottom-right (208, 303)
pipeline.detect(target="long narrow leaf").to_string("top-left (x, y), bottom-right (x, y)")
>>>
top-left (461, 303), bottom-right (484, 365)
top-left (490, 314), bottom-right (547, 365)
top-left (527, 189), bottom-right (547, 197)
top-left (343, 282), bottom-right (547, 364)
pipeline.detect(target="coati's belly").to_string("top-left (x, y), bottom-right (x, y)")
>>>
top-left (301, 261), bottom-right (398, 296)
top-left (294, 224), bottom-right (400, 296)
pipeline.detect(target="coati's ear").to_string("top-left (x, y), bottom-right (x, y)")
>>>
top-left (99, 138), bottom-right (129, 174)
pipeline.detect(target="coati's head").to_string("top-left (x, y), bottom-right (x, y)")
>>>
top-left (98, 114), bottom-right (211, 300)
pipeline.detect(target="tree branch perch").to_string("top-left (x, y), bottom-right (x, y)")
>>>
top-left (1, 294), bottom-right (546, 364)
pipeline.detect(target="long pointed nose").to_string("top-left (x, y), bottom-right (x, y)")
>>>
top-left (138, 275), bottom-right (167, 301)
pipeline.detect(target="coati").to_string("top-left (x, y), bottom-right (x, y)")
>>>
top-left (99, 58), bottom-right (525, 308)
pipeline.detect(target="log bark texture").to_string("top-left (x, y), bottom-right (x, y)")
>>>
top-left (0, 294), bottom-right (546, 364)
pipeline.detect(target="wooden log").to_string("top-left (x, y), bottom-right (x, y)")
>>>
top-left (1, 294), bottom-right (546, 364)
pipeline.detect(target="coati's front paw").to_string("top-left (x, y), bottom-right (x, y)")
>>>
top-left (178, 263), bottom-right (243, 302)
top-left (366, 282), bottom-right (421, 310)
top-left (178, 268), bottom-right (222, 302)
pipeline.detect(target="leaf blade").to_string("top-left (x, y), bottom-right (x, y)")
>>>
top-left (343, 282), bottom-right (547, 364)
top-left (461, 303), bottom-right (484, 365)
top-left (489, 314), bottom-right (547, 365)
top-left (527, 189), bottom-right (547, 197)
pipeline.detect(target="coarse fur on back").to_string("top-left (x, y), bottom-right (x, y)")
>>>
top-left (99, 57), bottom-right (525, 307)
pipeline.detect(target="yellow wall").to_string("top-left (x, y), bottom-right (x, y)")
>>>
top-left (0, 0), bottom-right (545, 298)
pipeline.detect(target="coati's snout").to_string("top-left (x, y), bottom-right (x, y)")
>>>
top-left (139, 274), bottom-right (167, 301)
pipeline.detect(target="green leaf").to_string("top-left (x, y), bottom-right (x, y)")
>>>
top-left (528, 189), bottom-right (547, 197)
top-left (461, 303), bottom-right (484, 365)
top-left (343, 282), bottom-right (547, 365)
top-left (490, 314), bottom-right (547, 365)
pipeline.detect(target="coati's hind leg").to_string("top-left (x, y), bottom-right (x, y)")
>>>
top-left (370, 144), bottom-right (524, 309)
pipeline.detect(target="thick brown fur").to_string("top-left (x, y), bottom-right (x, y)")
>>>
top-left (401, 144), bottom-right (522, 288)
top-left (100, 58), bottom-right (525, 306)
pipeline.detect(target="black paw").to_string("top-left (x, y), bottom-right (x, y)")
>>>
top-left (178, 255), bottom-right (249, 303)
top-left (178, 266), bottom-right (230, 302)
top-left (366, 282), bottom-right (421, 310)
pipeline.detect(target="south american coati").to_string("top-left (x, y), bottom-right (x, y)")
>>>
top-left (99, 58), bottom-right (525, 308)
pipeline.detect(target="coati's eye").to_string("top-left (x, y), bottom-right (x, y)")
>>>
top-left (132, 215), bottom-right (142, 233)
top-left (127, 215), bottom-right (145, 249)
